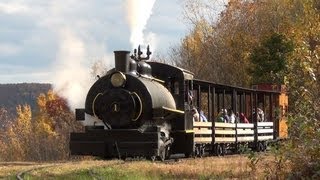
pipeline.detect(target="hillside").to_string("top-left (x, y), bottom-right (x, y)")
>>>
top-left (0, 83), bottom-right (51, 115)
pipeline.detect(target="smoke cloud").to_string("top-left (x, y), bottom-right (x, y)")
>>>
top-left (126, 0), bottom-right (157, 50)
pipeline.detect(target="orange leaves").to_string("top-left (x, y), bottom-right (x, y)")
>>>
top-left (0, 90), bottom-right (81, 161)
top-left (37, 90), bottom-right (69, 116)
top-left (46, 97), bottom-right (69, 117)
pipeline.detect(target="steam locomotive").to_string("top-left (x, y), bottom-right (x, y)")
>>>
top-left (70, 46), bottom-right (288, 160)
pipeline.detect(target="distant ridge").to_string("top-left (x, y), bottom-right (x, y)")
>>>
top-left (0, 83), bottom-right (52, 115)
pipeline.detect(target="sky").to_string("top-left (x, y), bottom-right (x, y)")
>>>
top-left (0, 0), bottom-right (190, 83)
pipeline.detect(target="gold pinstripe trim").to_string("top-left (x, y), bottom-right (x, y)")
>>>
top-left (174, 130), bottom-right (194, 133)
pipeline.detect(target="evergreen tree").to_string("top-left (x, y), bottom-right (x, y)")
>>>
top-left (249, 33), bottom-right (294, 84)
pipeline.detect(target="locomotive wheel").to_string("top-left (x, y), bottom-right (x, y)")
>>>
top-left (195, 146), bottom-right (200, 157)
top-left (200, 146), bottom-right (205, 157)
top-left (263, 142), bottom-right (267, 151)
top-left (196, 145), bottom-right (205, 157)
top-left (260, 142), bottom-right (267, 152)
top-left (257, 142), bottom-right (264, 152)
top-left (223, 144), bottom-right (227, 155)
top-left (215, 144), bottom-right (223, 156)
top-left (150, 156), bottom-right (156, 162)
top-left (184, 152), bottom-right (193, 158)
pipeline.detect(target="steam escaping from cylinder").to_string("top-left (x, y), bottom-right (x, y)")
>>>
top-left (161, 122), bottom-right (171, 138)
top-left (126, 0), bottom-right (157, 50)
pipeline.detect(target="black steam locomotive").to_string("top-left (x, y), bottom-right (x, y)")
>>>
top-left (70, 46), bottom-right (287, 160)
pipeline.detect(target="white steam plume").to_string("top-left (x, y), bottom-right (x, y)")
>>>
top-left (51, 28), bottom-right (93, 110)
top-left (40, 1), bottom-right (111, 111)
top-left (126, 0), bottom-right (157, 49)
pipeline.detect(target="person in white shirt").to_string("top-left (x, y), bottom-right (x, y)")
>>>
top-left (199, 110), bottom-right (208, 122)
top-left (191, 108), bottom-right (200, 122)
top-left (257, 108), bottom-right (265, 122)
top-left (228, 109), bottom-right (236, 123)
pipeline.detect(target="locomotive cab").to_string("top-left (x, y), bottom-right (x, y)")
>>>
top-left (149, 61), bottom-right (196, 156)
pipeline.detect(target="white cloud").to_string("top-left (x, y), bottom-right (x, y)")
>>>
top-left (0, 43), bottom-right (20, 56)
top-left (0, 0), bottom-right (206, 85)
top-left (0, 0), bottom-right (229, 110)
top-left (0, 2), bottom-right (29, 14)
top-left (0, 63), bottom-right (51, 83)
top-left (0, 71), bottom-right (51, 83)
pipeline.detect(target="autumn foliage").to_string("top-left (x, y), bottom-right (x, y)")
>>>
top-left (173, 0), bottom-right (320, 177)
top-left (0, 90), bottom-right (82, 161)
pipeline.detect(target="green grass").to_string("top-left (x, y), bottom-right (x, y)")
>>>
top-left (23, 166), bottom-right (161, 180)
top-left (0, 154), bottom-right (289, 179)
top-left (23, 164), bottom-right (249, 180)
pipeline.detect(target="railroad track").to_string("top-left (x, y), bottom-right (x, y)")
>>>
top-left (14, 160), bottom-right (126, 180)
top-left (0, 162), bottom-right (39, 166)
top-left (16, 164), bottom-right (59, 180)
top-left (13, 153), bottom-right (251, 179)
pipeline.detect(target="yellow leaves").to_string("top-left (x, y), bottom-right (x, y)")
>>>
top-left (16, 104), bottom-right (32, 124)
top-left (182, 21), bottom-right (211, 57)
top-left (34, 116), bottom-right (56, 137)
top-left (0, 90), bottom-right (79, 161)
top-left (37, 93), bottom-right (46, 112)
top-left (37, 90), bottom-right (60, 112)
top-left (16, 104), bottom-right (32, 136)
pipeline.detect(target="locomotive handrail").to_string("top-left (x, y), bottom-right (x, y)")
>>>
top-left (257, 122), bottom-right (273, 127)
top-left (237, 123), bottom-right (254, 128)
top-left (131, 92), bottom-right (143, 121)
top-left (215, 122), bottom-right (236, 128)
top-left (194, 122), bottom-right (211, 127)
top-left (92, 93), bottom-right (103, 118)
top-left (161, 106), bottom-right (184, 114)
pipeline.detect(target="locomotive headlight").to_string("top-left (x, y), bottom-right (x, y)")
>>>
top-left (111, 72), bottom-right (126, 87)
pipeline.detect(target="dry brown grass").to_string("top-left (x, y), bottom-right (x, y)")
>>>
top-left (0, 162), bottom-right (44, 177)
top-left (0, 154), bottom-right (289, 179)
top-left (32, 160), bottom-right (122, 176)
top-left (121, 155), bottom-right (251, 178)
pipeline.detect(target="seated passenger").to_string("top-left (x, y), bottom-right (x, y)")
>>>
top-left (240, 113), bottom-right (249, 123)
top-left (199, 110), bottom-right (208, 122)
top-left (216, 111), bottom-right (225, 122)
top-left (257, 108), bottom-right (265, 122)
top-left (228, 109), bottom-right (236, 123)
top-left (217, 109), bottom-right (228, 122)
top-left (235, 112), bottom-right (240, 123)
top-left (188, 91), bottom-right (193, 102)
top-left (223, 109), bottom-right (229, 123)
top-left (191, 108), bottom-right (200, 122)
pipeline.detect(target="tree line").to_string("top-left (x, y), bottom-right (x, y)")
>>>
top-left (0, 83), bottom-right (51, 116)
top-left (0, 91), bottom-right (82, 161)
top-left (170, 0), bottom-right (319, 177)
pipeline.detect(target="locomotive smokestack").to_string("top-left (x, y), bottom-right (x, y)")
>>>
top-left (114, 51), bottom-right (131, 73)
